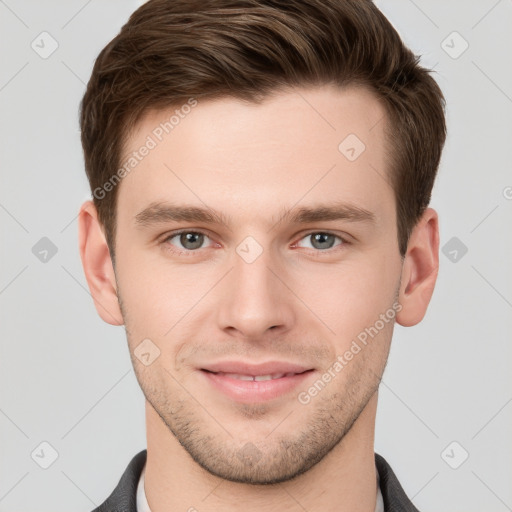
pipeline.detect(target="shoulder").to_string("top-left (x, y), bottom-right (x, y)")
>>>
top-left (375, 453), bottom-right (421, 512)
top-left (90, 449), bottom-right (147, 512)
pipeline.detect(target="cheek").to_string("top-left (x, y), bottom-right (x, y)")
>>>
top-left (115, 249), bottom-right (216, 339)
top-left (115, 250), bottom-right (171, 334)
top-left (297, 256), bottom-right (400, 341)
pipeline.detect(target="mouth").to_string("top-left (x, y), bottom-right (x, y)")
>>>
top-left (202, 370), bottom-right (301, 381)
top-left (199, 365), bottom-right (315, 403)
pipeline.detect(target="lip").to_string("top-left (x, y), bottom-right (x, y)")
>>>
top-left (200, 360), bottom-right (312, 376)
top-left (199, 361), bottom-right (315, 403)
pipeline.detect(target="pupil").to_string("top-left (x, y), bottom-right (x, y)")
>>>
top-left (181, 232), bottom-right (203, 249)
top-left (312, 233), bottom-right (334, 249)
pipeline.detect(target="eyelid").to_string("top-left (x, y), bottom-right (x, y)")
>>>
top-left (162, 228), bottom-right (213, 239)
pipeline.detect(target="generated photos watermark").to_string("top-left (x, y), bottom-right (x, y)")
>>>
top-left (297, 301), bottom-right (402, 405)
top-left (93, 97), bottom-right (198, 200)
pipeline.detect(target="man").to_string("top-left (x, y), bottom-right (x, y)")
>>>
top-left (78, 0), bottom-right (446, 510)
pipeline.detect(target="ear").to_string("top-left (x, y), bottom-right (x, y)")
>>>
top-left (396, 207), bottom-right (439, 327)
top-left (78, 200), bottom-right (124, 326)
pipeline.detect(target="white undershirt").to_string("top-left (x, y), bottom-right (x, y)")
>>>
top-left (136, 461), bottom-right (385, 512)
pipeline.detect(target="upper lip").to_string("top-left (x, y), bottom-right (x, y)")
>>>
top-left (200, 361), bottom-right (313, 376)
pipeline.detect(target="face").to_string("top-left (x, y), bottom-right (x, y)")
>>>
top-left (112, 85), bottom-right (404, 484)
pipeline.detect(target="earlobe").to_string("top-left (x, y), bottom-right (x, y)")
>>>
top-left (396, 207), bottom-right (440, 327)
top-left (78, 200), bottom-right (124, 326)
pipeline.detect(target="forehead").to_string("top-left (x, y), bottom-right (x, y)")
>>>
top-left (117, 84), bottom-right (393, 225)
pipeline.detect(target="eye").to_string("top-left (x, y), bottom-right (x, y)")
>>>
top-left (295, 232), bottom-right (345, 251)
top-left (164, 230), bottom-right (213, 252)
top-left (161, 230), bottom-right (347, 256)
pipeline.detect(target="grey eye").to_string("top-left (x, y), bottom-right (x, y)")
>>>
top-left (310, 233), bottom-right (336, 249)
top-left (173, 232), bottom-right (206, 250)
top-left (297, 232), bottom-right (343, 250)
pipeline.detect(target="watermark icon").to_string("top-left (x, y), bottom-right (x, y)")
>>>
top-left (32, 237), bottom-right (58, 263)
top-left (134, 338), bottom-right (161, 366)
top-left (31, 441), bottom-right (59, 469)
top-left (441, 441), bottom-right (469, 469)
top-left (237, 442), bottom-right (263, 467)
top-left (338, 133), bottom-right (366, 161)
top-left (503, 186), bottom-right (512, 200)
top-left (236, 236), bottom-right (264, 264)
top-left (93, 97), bottom-right (198, 200)
top-left (297, 301), bottom-right (402, 405)
top-left (442, 236), bottom-right (468, 263)
top-left (31, 31), bottom-right (59, 59)
top-left (441, 31), bottom-right (469, 60)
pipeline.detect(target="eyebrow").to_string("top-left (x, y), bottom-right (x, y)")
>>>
top-left (134, 201), bottom-right (376, 229)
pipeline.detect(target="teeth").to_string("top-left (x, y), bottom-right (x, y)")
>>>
top-left (254, 374), bottom-right (274, 381)
top-left (218, 372), bottom-right (294, 381)
top-left (228, 374), bottom-right (254, 381)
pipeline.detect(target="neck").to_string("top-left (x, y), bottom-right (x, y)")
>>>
top-left (144, 393), bottom-right (378, 512)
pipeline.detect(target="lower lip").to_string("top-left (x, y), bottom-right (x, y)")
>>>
top-left (200, 370), bottom-right (314, 403)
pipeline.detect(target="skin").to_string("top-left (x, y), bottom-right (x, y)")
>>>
top-left (79, 84), bottom-right (439, 512)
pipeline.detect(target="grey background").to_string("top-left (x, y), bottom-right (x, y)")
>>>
top-left (1, 1), bottom-right (511, 511)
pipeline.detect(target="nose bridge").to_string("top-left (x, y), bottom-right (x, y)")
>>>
top-left (216, 236), bottom-right (294, 337)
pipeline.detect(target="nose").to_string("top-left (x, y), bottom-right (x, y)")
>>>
top-left (215, 243), bottom-right (296, 340)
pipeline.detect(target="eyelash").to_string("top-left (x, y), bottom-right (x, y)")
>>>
top-left (160, 229), bottom-right (349, 257)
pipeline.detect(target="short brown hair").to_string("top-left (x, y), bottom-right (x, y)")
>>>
top-left (80, 0), bottom-right (446, 261)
